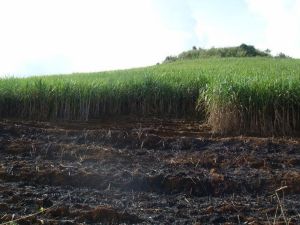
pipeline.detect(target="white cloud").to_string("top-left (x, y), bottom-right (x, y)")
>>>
top-left (190, 0), bottom-right (264, 50)
top-left (245, 0), bottom-right (300, 57)
top-left (194, 19), bottom-right (245, 48)
top-left (0, 0), bottom-right (194, 76)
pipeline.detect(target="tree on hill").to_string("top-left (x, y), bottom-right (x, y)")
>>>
top-left (275, 52), bottom-right (291, 58)
top-left (264, 49), bottom-right (271, 54)
top-left (239, 43), bottom-right (256, 56)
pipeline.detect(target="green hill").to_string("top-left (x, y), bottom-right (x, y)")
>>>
top-left (1, 56), bottom-right (300, 135)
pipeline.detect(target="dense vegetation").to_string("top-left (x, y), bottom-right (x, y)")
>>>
top-left (1, 55), bottom-right (300, 135)
top-left (164, 44), bottom-right (272, 63)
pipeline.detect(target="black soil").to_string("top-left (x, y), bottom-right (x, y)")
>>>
top-left (0, 118), bottom-right (300, 224)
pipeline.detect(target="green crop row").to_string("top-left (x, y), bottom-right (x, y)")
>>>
top-left (1, 57), bottom-right (300, 135)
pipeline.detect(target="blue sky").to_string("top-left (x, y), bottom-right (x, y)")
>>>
top-left (0, 0), bottom-right (299, 77)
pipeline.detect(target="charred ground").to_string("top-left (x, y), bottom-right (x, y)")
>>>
top-left (0, 118), bottom-right (300, 224)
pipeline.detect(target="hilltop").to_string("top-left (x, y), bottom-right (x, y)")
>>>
top-left (164, 44), bottom-right (290, 63)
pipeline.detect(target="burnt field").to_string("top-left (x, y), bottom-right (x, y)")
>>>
top-left (0, 118), bottom-right (300, 224)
